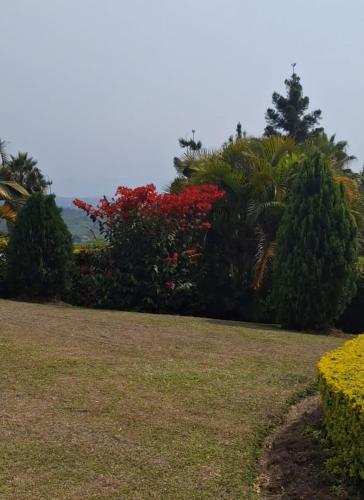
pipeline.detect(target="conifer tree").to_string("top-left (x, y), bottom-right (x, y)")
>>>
top-left (264, 67), bottom-right (323, 142)
top-left (7, 193), bottom-right (73, 298)
top-left (173, 130), bottom-right (202, 178)
top-left (272, 153), bottom-right (357, 330)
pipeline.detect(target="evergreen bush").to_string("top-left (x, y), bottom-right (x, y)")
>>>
top-left (272, 153), bottom-right (357, 330)
top-left (7, 193), bottom-right (73, 299)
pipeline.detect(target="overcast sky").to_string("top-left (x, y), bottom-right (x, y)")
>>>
top-left (1, 0), bottom-right (363, 197)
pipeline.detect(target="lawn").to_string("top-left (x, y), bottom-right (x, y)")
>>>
top-left (0, 300), bottom-right (344, 499)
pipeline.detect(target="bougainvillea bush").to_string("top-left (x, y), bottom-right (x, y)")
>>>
top-left (73, 184), bottom-right (224, 312)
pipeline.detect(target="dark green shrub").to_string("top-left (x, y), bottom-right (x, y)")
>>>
top-left (272, 153), bottom-right (358, 330)
top-left (7, 193), bottom-right (73, 299)
top-left (338, 258), bottom-right (364, 332)
top-left (67, 242), bottom-right (110, 307)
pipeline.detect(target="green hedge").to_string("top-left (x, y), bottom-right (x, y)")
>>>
top-left (318, 335), bottom-right (364, 480)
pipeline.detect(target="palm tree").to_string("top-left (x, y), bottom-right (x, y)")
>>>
top-left (0, 152), bottom-right (51, 194)
top-left (302, 132), bottom-right (355, 172)
top-left (188, 135), bottom-right (299, 289)
top-left (0, 141), bottom-right (29, 223)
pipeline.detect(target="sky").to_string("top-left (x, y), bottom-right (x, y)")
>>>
top-left (1, 0), bottom-right (364, 197)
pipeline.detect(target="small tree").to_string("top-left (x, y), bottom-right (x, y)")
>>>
top-left (272, 153), bottom-right (357, 330)
top-left (7, 193), bottom-right (73, 298)
top-left (264, 68), bottom-right (323, 142)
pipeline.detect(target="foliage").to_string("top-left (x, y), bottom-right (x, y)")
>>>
top-left (0, 140), bottom-right (31, 223)
top-left (74, 184), bottom-right (223, 312)
top-left (0, 152), bottom-right (51, 194)
top-left (264, 70), bottom-right (323, 141)
top-left (272, 153), bottom-right (358, 330)
top-left (173, 130), bottom-right (203, 178)
top-left (7, 193), bottom-right (73, 299)
top-left (338, 257), bottom-right (364, 333)
top-left (0, 236), bottom-right (9, 295)
top-left (176, 135), bottom-right (300, 319)
top-left (67, 241), bottom-right (109, 307)
top-left (318, 335), bottom-right (364, 480)
top-left (302, 132), bottom-right (355, 171)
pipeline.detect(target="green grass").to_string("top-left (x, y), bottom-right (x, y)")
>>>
top-left (0, 300), bottom-right (345, 499)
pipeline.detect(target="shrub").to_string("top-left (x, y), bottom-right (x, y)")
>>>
top-left (67, 242), bottom-right (110, 307)
top-left (272, 153), bottom-right (358, 330)
top-left (74, 184), bottom-right (224, 312)
top-left (7, 193), bottom-right (73, 299)
top-left (318, 335), bottom-right (364, 480)
top-left (338, 257), bottom-right (364, 333)
top-left (0, 236), bottom-right (9, 296)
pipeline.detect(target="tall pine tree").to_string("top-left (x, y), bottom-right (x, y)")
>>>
top-left (265, 67), bottom-right (323, 142)
top-left (272, 153), bottom-right (357, 330)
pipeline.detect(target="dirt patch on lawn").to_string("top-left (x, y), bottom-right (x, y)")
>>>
top-left (258, 395), bottom-right (360, 500)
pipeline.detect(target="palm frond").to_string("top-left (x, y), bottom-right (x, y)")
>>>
top-left (0, 181), bottom-right (29, 200)
top-left (0, 203), bottom-right (17, 223)
top-left (252, 227), bottom-right (276, 289)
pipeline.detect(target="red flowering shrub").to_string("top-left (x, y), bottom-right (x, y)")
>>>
top-left (73, 184), bottom-right (223, 312)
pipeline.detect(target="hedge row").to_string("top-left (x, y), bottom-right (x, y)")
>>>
top-left (318, 335), bottom-right (364, 480)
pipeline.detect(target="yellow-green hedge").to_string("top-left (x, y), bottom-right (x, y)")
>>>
top-left (318, 335), bottom-right (364, 479)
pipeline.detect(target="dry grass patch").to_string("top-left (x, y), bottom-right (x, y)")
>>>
top-left (0, 300), bottom-right (344, 499)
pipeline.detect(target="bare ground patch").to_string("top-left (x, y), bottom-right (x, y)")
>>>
top-left (258, 396), bottom-right (361, 500)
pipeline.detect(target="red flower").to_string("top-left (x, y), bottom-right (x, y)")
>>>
top-left (166, 252), bottom-right (178, 265)
top-left (73, 184), bottom-right (224, 233)
top-left (166, 281), bottom-right (175, 290)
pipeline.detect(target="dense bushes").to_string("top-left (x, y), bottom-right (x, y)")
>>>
top-left (273, 153), bottom-right (358, 330)
top-left (73, 184), bottom-right (223, 312)
top-left (318, 335), bottom-right (364, 480)
top-left (67, 242), bottom-right (109, 307)
top-left (7, 193), bottom-right (73, 299)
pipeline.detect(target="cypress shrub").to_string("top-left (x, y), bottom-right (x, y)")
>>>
top-left (272, 153), bottom-right (357, 330)
top-left (7, 193), bottom-right (73, 299)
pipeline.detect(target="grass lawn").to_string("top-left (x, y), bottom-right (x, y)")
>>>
top-left (0, 300), bottom-right (344, 499)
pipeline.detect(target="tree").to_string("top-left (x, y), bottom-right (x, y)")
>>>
top-left (7, 193), bottom-right (73, 298)
top-left (302, 132), bottom-right (355, 172)
top-left (264, 68), bottom-right (323, 142)
top-left (272, 153), bottom-right (357, 330)
top-left (173, 130), bottom-right (202, 179)
top-left (0, 152), bottom-right (51, 194)
top-left (0, 140), bottom-right (29, 222)
top-left (188, 135), bottom-right (299, 290)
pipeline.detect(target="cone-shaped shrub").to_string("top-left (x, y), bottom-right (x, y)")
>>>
top-left (272, 153), bottom-right (357, 330)
top-left (7, 193), bottom-right (73, 299)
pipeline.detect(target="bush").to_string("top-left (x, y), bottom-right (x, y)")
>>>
top-left (0, 236), bottom-right (9, 296)
top-left (338, 258), bottom-right (364, 333)
top-left (273, 153), bottom-right (358, 330)
top-left (7, 193), bottom-right (73, 299)
top-left (67, 242), bottom-right (110, 307)
top-left (73, 184), bottom-right (224, 313)
top-left (318, 335), bottom-right (364, 481)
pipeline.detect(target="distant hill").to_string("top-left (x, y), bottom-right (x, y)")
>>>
top-left (54, 197), bottom-right (100, 242)
top-left (56, 197), bottom-right (101, 242)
